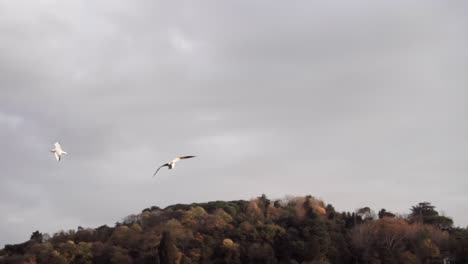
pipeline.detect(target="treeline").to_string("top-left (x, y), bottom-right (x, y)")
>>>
top-left (1, 195), bottom-right (468, 263)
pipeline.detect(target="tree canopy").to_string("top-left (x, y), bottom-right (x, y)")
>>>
top-left (0, 196), bottom-right (466, 264)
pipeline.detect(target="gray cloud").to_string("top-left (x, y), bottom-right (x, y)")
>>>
top-left (1, 1), bottom-right (467, 246)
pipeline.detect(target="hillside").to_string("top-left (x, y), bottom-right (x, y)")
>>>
top-left (1, 195), bottom-right (467, 264)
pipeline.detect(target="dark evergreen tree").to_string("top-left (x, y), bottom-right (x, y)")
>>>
top-left (159, 231), bottom-right (177, 264)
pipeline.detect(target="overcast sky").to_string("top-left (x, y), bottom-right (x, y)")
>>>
top-left (1, 1), bottom-right (467, 246)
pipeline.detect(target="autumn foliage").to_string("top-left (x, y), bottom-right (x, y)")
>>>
top-left (1, 196), bottom-right (467, 263)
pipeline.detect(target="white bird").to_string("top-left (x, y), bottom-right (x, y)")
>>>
top-left (50, 142), bottom-right (67, 161)
top-left (153, 156), bottom-right (196, 177)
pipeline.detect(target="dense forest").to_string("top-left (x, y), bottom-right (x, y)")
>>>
top-left (1, 195), bottom-right (467, 264)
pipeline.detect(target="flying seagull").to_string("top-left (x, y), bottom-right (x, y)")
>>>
top-left (153, 156), bottom-right (196, 177)
top-left (50, 142), bottom-right (67, 161)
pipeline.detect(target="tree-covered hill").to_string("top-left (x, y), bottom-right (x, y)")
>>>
top-left (1, 195), bottom-right (467, 264)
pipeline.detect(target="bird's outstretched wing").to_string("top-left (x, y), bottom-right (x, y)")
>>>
top-left (173, 156), bottom-right (196, 162)
top-left (54, 152), bottom-right (60, 161)
top-left (153, 163), bottom-right (170, 177)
